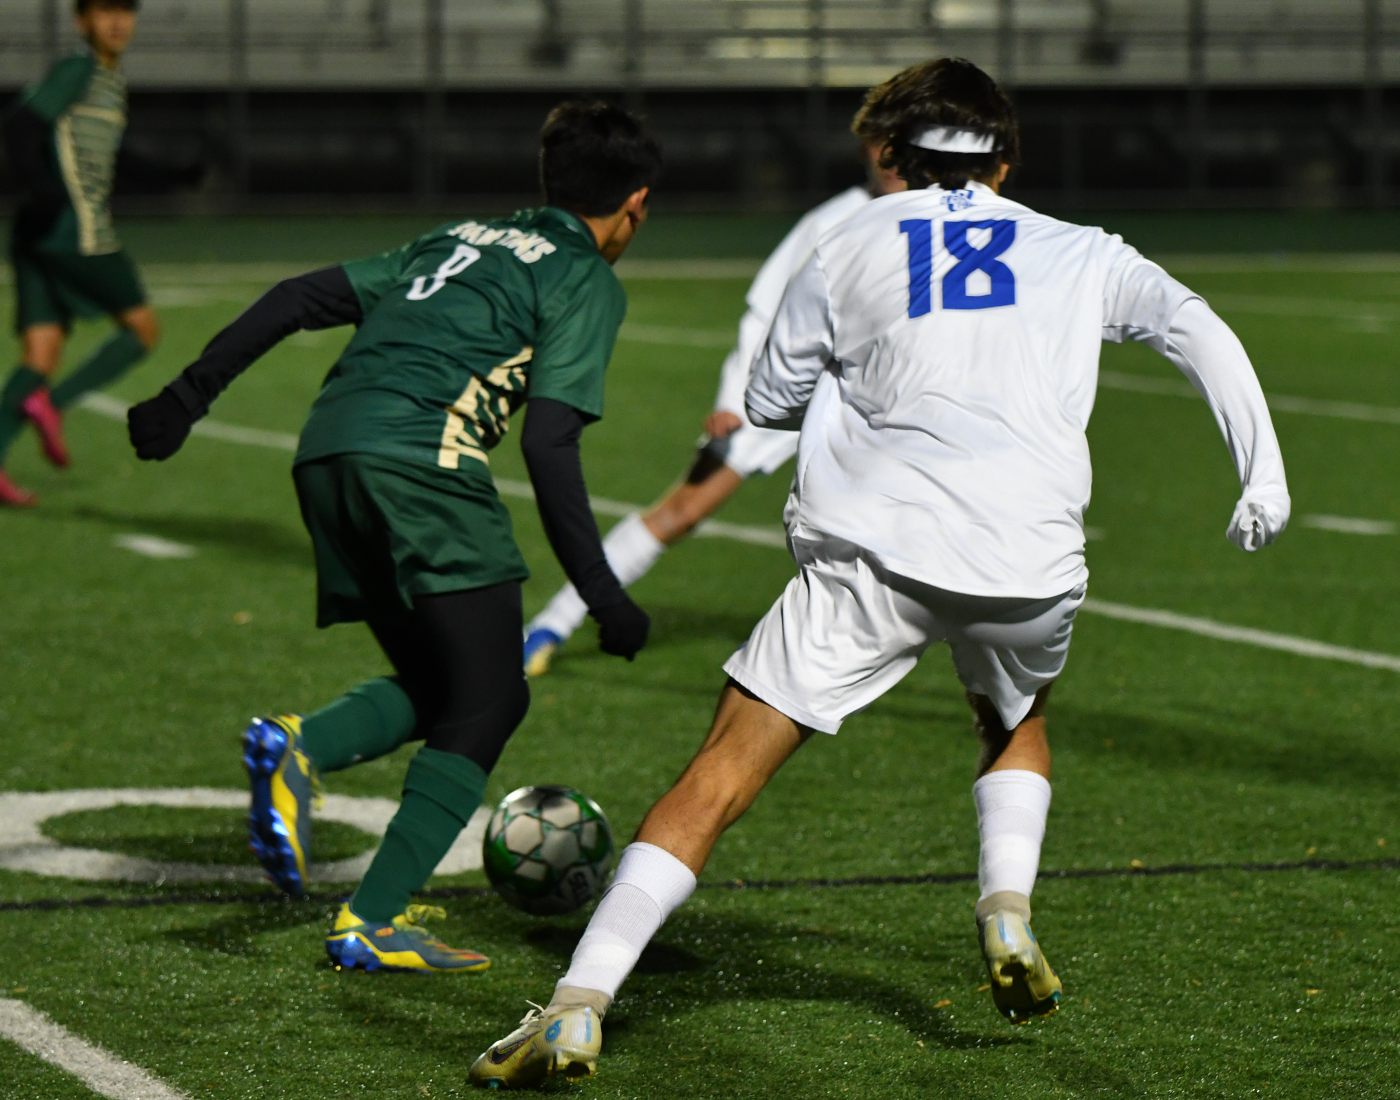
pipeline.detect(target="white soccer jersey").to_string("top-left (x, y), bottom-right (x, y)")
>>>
top-left (747, 181), bottom-right (1290, 599)
top-left (713, 185), bottom-right (873, 419)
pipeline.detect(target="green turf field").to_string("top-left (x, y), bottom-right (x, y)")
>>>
top-left (1, 216), bottom-right (1399, 1097)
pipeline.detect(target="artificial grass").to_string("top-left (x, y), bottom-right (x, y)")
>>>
top-left (0, 246), bottom-right (1398, 1095)
top-left (41, 806), bottom-right (377, 866)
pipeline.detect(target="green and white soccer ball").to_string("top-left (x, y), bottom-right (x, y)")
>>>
top-left (483, 785), bottom-right (614, 916)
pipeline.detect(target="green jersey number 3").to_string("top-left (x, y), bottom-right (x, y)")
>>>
top-left (407, 244), bottom-right (481, 300)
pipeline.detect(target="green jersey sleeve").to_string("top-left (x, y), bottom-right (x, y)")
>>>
top-left (527, 261), bottom-right (626, 420)
top-left (23, 54), bottom-right (95, 123)
top-left (341, 240), bottom-right (417, 315)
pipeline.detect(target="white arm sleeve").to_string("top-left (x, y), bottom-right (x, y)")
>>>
top-left (745, 251), bottom-right (834, 431)
top-left (1139, 297), bottom-right (1291, 551)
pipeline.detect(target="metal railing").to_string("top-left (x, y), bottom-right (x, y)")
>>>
top-left (1, 0), bottom-right (1395, 90)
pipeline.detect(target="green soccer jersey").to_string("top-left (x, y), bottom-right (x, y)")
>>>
top-left (21, 52), bottom-right (127, 256)
top-left (296, 207), bottom-right (627, 471)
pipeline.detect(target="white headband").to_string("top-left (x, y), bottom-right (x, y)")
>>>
top-left (910, 126), bottom-right (998, 154)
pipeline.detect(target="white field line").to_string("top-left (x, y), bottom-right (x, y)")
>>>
top-left (1156, 253), bottom-right (1400, 274)
top-left (1095, 370), bottom-right (1400, 425)
top-left (0, 998), bottom-right (189, 1100)
top-left (77, 391), bottom-right (1400, 673)
top-left (1081, 599), bottom-right (1400, 673)
top-left (114, 534), bottom-right (196, 559)
top-left (0, 788), bottom-right (488, 881)
top-left (1302, 514), bottom-right (1396, 535)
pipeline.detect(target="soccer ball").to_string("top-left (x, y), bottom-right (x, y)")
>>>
top-left (483, 785), bottom-right (614, 916)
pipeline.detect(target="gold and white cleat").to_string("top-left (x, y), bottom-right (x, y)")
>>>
top-left (469, 1001), bottom-right (602, 1089)
top-left (977, 894), bottom-right (1063, 1025)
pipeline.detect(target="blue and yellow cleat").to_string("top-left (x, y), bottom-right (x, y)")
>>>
top-left (243, 714), bottom-right (318, 897)
top-left (325, 902), bottom-right (491, 973)
top-left (522, 627), bottom-right (562, 678)
top-left (978, 907), bottom-right (1063, 1024)
top-left (469, 1002), bottom-right (602, 1088)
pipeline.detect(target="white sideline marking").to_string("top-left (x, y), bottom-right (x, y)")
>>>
top-left (1097, 370), bottom-right (1400, 426)
top-left (1302, 514), bottom-right (1396, 536)
top-left (114, 534), bottom-right (195, 560)
top-left (1081, 599), bottom-right (1400, 673)
top-left (0, 998), bottom-right (189, 1099)
top-left (77, 389), bottom-right (1400, 673)
top-left (0, 788), bottom-right (490, 882)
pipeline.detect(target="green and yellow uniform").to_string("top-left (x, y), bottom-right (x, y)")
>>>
top-left (10, 51), bottom-right (145, 330)
top-left (293, 207), bottom-right (626, 625)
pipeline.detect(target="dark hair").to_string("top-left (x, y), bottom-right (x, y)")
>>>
top-left (76, 0), bottom-right (139, 13)
top-left (852, 58), bottom-right (1018, 191)
top-left (540, 101), bottom-right (662, 217)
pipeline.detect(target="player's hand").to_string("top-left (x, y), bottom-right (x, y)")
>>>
top-left (1227, 490), bottom-right (1290, 551)
top-left (704, 411), bottom-right (743, 440)
top-left (592, 595), bottom-right (650, 660)
top-left (128, 388), bottom-right (195, 460)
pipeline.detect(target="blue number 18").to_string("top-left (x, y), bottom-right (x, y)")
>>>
top-left (899, 218), bottom-right (1017, 318)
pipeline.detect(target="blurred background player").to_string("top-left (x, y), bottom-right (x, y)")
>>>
top-left (0, 0), bottom-right (192, 507)
top-left (520, 110), bottom-right (907, 676)
top-left (127, 101), bottom-right (658, 974)
top-left (471, 58), bottom-right (1291, 1087)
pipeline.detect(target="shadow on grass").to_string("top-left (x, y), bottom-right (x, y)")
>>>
top-left (163, 899), bottom-right (332, 956)
top-left (70, 506), bottom-right (313, 568)
top-left (487, 907), bottom-right (1022, 1054)
top-left (1050, 700), bottom-right (1400, 792)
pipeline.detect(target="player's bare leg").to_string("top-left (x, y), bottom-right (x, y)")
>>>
top-left (27, 304), bottom-right (161, 473)
top-left (633, 680), bottom-right (811, 871)
top-left (470, 681), bottom-right (809, 1087)
top-left (637, 446), bottom-right (744, 546)
top-left (970, 685), bottom-right (1063, 1024)
top-left (523, 439), bottom-right (744, 674)
top-left (0, 324), bottom-right (65, 505)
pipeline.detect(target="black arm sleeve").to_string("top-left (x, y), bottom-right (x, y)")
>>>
top-left (3, 104), bottom-right (64, 201)
top-left (166, 265), bottom-right (363, 418)
top-left (520, 398), bottom-right (627, 613)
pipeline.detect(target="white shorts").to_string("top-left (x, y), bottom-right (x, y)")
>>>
top-left (702, 422), bottom-right (799, 478)
top-left (722, 537), bottom-right (1085, 734)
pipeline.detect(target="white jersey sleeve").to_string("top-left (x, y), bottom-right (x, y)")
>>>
top-left (1116, 294), bottom-right (1290, 550)
top-left (745, 252), bottom-right (833, 430)
top-left (713, 186), bottom-right (871, 419)
top-left (1102, 248), bottom-right (1289, 550)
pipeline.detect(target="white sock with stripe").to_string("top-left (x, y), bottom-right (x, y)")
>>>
top-left (973, 769), bottom-right (1051, 909)
top-left (552, 842), bottom-right (696, 1010)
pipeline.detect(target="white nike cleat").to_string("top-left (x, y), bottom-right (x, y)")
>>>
top-left (469, 1001), bottom-right (602, 1089)
top-left (978, 906), bottom-right (1063, 1024)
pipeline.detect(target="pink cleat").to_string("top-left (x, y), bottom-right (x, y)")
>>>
top-left (21, 387), bottom-right (70, 468)
top-left (0, 470), bottom-right (37, 508)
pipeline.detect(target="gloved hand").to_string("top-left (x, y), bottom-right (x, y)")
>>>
top-left (592, 594), bottom-right (650, 660)
top-left (1227, 490), bottom-right (1290, 551)
top-left (128, 387), bottom-right (196, 460)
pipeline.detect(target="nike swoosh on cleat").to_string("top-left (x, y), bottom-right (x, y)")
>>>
top-left (489, 1035), bottom-right (535, 1065)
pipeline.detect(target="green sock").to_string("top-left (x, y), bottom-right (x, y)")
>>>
top-left (351, 747), bottom-right (488, 922)
top-left (0, 366), bottom-right (48, 463)
top-left (51, 329), bottom-right (147, 410)
top-left (301, 677), bottom-right (418, 773)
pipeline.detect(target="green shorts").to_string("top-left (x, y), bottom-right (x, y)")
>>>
top-left (293, 452), bottom-right (529, 628)
top-left (11, 247), bottom-right (147, 333)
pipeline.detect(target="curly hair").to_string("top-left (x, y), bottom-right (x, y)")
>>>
top-left (851, 58), bottom-right (1019, 191)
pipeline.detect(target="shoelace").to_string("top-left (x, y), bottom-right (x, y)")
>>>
top-left (516, 999), bottom-right (546, 1027)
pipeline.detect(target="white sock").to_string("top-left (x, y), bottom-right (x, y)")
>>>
top-left (973, 769), bottom-right (1051, 902)
top-left (528, 513), bottom-right (666, 642)
top-left (555, 842), bottom-right (696, 1003)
